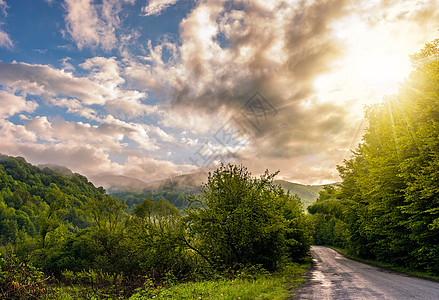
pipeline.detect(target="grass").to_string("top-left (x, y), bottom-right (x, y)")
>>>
top-left (38, 262), bottom-right (310, 299)
top-left (129, 263), bottom-right (310, 300)
top-left (327, 246), bottom-right (439, 281)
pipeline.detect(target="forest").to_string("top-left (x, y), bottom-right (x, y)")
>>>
top-left (308, 39), bottom-right (439, 275)
top-left (0, 158), bottom-right (312, 299)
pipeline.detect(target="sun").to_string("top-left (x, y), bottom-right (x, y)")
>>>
top-left (353, 49), bottom-right (409, 94)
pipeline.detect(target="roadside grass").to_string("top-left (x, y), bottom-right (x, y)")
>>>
top-left (327, 246), bottom-right (439, 281)
top-left (129, 262), bottom-right (310, 300)
top-left (39, 262), bottom-right (310, 299)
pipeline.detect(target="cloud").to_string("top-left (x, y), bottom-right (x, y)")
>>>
top-left (125, 0), bottom-right (439, 183)
top-left (0, 29), bottom-right (12, 49)
top-left (0, 60), bottom-right (154, 118)
top-left (18, 142), bottom-right (121, 175)
top-left (0, 119), bottom-right (37, 144)
top-left (128, 0), bottom-right (350, 156)
top-left (122, 154), bottom-right (196, 182)
top-left (0, 115), bottom-right (190, 183)
top-left (0, 90), bottom-right (38, 117)
top-left (0, 0), bottom-right (7, 16)
top-left (60, 57), bottom-right (75, 71)
top-left (0, 111), bottom-right (185, 182)
top-left (130, 0), bottom-right (348, 114)
top-left (142, 0), bottom-right (179, 16)
top-left (63, 0), bottom-right (135, 51)
top-left (0, 61), bottom-right (109, 105)
top-left (20, 114), bottom-right (173, 152)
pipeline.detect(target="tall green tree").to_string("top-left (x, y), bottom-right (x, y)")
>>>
top-left (184, 164), bottom-right (312, 271)
top-left (311, 38), bottom-right (439, 273)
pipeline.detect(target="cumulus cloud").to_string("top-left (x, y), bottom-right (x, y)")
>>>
top-left (142, 0), bottom-right (179, 16)
top-left (0, 119), bottom-right (37, 144)
top-left (0, 61), bottom-right (109, 105)
top-left (128, 0), bottom-right (349, 122)
top-left (20, 114), bottom-right (174, 152)
top-left (63, 0), bottom-right (135, 50)
top-left (17, 142), bottom-right (121, 175)
top-left (0, 90), bottom-right (38, 117)
top-left (0, 112), bottom-right (184, 182)
top-left (0, 115), bottom-right (190, 183)
top-left (0, 60), bottom-right (154, 118)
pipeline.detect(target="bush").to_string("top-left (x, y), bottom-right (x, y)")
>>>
top-left (184, 164), bottom-right (312, 271)
top-left (0, 252), bottom-right (48, 299)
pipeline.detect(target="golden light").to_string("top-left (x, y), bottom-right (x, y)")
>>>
top-left (349, 48), bottom-right (409, 95)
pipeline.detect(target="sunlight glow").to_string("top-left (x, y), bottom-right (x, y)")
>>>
top-left (352, 49), bottom-right (408, 94)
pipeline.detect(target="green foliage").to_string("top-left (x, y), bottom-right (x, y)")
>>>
top-left (0, 155), bottom-right (128, 276)
top-left (125, 198), bottom-right (190, 278)
top-left (309, 39), bottom-right (439, 274)
top-left (308, 186), bottom-right (349, 248)
top-left (184, 164), bottom-right (312, 271)
top-left (111, 187), bottom-right (192, 211)
top-left (85, 194), bottom-right (127, 232)
top-left (0, 155), bottom-right (103, 247)
top-left (0, 156), bottom-right (311, 297)
top-left (0, 251), bottom-right (48, 299)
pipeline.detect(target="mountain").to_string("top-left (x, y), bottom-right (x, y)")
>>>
top-left (274, 180), bottom-right (335, 209)
top-left (106, 172), bottom-right (334, 211)
top-left (38, 163), bottom-right (74, 176)
top-left (0, 154), bottom-right (110, 243)
top-left (141, 172), bottom-right (208, 190)
top-left (89, 174), bottom-right (149, 192)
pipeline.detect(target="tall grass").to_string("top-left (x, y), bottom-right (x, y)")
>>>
top-left (129, 262), bottom-right (309, 300)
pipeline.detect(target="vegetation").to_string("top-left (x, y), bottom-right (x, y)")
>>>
top-left (129, 263), bottom-right (309, 300)
top-left (0, 157), bottom-right (311, 299)
top-left (184, 164), bottom-right (313, 271)
top-left (111, 188), bottom-right (192, 211)
top-left (308, 39), bottom-right (439, 275)
top-left (109, 176), bottom-right (326, 212)
top-left (274, 180), bottom-right (334, 210)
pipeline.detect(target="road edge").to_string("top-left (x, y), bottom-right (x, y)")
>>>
top-left (326, 246), bottom-right (439, 284)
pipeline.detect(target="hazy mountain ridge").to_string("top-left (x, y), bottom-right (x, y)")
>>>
top-left (105, 172), bottom-right (335, 210)
top-left (89, 174), bottom-right (149, 192)
top-left (273, 180), bottom-right (337, 209)
top-left (33, 161), bottom-right (335, 209)
top-left (37, 163), bottom-right (74, 176)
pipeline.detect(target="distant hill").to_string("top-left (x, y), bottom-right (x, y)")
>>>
top-left (37, 163), bottom-right (74, 176)
top-left (0, 154), bottom-right (110, 243)
top-left (274, 180), bottom-right (335, 209)
top-left (89, 174), bottom-right (149, 192)
top-left (107, 172), bottom-right (335, 211)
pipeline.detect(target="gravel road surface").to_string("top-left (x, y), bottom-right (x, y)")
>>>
top-left (290, 246), bottom-right (439, 299)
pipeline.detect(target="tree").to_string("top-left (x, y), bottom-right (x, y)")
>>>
top-left (318, 38), bottom-right (439, 273)
top-left (85, 194), bottom-right (127, 232)
top-left (184, 164), bottom-right (312, 271)
top-left (125, 199), bottom-right (188, 278)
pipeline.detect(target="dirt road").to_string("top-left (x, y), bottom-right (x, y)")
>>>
top-left (290, 246), bottom-right (439, 299)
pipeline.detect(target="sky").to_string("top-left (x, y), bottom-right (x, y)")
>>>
top-left (0, 0), bottom-right (438, 185)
